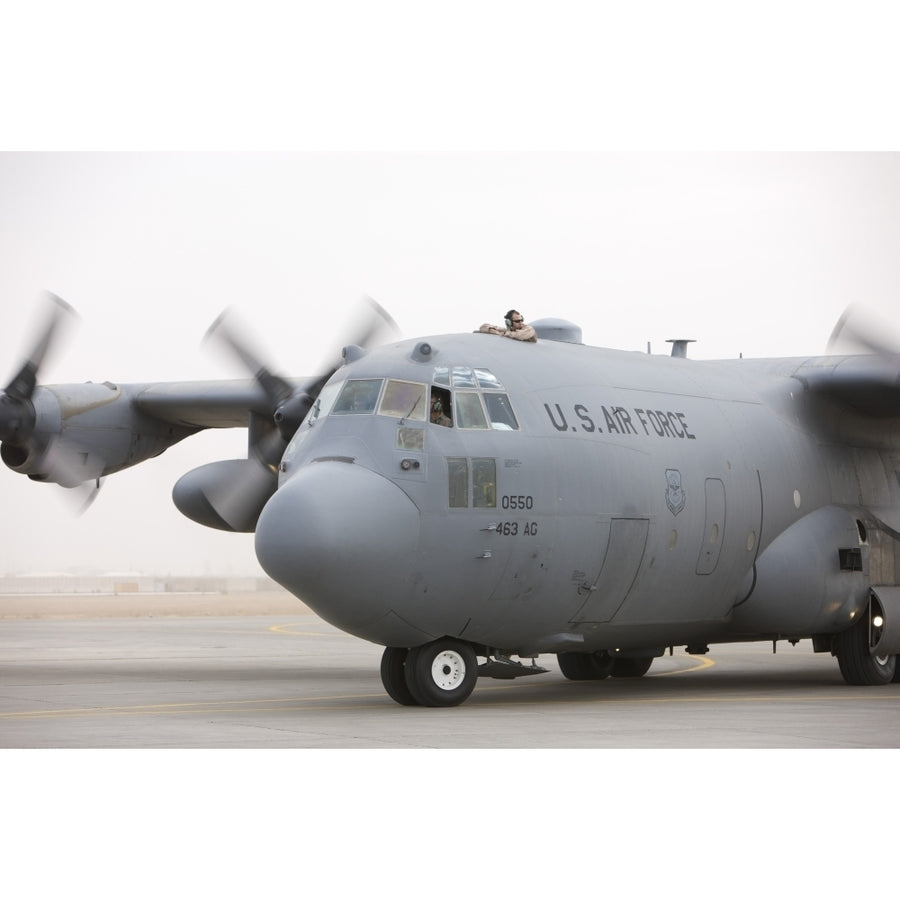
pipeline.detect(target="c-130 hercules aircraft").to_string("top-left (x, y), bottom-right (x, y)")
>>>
top-left (3, 292), bottom-right (900, 706)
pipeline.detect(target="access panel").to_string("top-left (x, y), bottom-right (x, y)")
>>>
top-left (696, 477), bottom-right (726, 575)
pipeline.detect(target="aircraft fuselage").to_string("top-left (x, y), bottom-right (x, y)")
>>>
top-left (254, 331), bottom-right (900, 663)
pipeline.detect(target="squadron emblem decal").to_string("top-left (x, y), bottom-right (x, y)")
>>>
top-left (665, 469), bottom-right (685, 516)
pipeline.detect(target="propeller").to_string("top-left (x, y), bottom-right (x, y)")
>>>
top-left (185, 295), bottom-right (400, 532)
top-left (826, 305), bottom-right (900, 357)
top-left (205, 294), bottom-right (399, 446)
top-left (0, 292), bottom-right (104, 509)
top-left (0, 291), bottom-right (76, 444)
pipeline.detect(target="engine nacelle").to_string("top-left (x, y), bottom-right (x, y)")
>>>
top-left (2, 383), bottom-right (196, 487)
top-left (173, 458), bottom-right (278, 533)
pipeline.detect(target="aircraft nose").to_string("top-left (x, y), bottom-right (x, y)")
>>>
top-left (254, 462), bottom-right (421, 636)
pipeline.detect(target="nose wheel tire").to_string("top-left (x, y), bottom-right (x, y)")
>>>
top-left (380, 647), bottom-right (420, 706)
top-left (404, 639), bottom-right (478, 707)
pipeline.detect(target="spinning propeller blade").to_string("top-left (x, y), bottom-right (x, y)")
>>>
top-left (191, 295), bottom-right (400, 531)
top-left (1, 292), bottom-right (77, 443)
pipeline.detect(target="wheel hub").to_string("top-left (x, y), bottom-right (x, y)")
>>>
top-left (431, 650), bottom-right (466, 691)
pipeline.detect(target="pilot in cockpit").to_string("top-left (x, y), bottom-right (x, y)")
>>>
top-left (430, 387), bottom-right (452, 427)
top-left (477, 309), bottom-right (537, 343)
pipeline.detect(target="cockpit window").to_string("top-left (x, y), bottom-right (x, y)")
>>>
top-left (433, 366), bottom-right (451, 387)
top-left (307, 381), bottom-right (341, 425)
top-left (474, 369), bottom-right (504, 390)
top-left (484, 393), bottom-right (519, 430)
top-left (379, 379), bottom-right (426, 420)
top-left (430, 386), bottom-right (452, 427)
top-left (455, 391), bottom-right (489, 429)
top-left (451, 367), bottom-right (477, 389)
top-left (332, 378), bottom-right (383, 414)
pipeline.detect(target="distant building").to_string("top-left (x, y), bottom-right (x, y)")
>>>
top-left (0, 574), bottom-right (281, 595)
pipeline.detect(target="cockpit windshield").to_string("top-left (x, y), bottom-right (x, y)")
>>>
top-left (378, 380), bottom-right (427, 420)
top-left (332, 378), bottom-right (383, 414)
top-left (298, 368), bottom-right (518, 431)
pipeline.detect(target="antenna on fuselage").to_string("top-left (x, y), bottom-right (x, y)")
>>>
top-left (667, 339), bottom-right (696, 359)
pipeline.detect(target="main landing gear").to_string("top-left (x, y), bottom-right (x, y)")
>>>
top-left (833, 599), bottom-right (899, 685)
top-left (556, 650), bottom-right (654, 680)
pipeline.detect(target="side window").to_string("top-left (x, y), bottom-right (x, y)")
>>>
top-left (332, 379), bottom-right (383, 414)
top-left (429, 386), bottom-right (452, 427)
top-left (456, 392), bottom-right (488, 429)
top-left (448, 458), bottom-right (468, 508)
top-left (483, 392), bottom-right (519, 430)
top-left (473, 458), bottom-right (497, 508)
top-left (306, 381), bottom-right (341, 424)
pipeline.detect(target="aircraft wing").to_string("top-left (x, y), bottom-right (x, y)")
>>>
top-left (134, 379), bottom-right (283, 429)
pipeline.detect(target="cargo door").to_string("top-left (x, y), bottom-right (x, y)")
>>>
top-left (571, 517), bottom-right (650, 623)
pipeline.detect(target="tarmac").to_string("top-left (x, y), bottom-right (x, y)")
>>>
top-left (2, 590), bottom-right (900, 748)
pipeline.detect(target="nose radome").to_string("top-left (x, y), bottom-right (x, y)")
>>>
top-left (254, 462), bottom-right (421, 635)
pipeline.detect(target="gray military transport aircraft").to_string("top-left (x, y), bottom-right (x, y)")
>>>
top-left (3, 292), bottom-right (900, 706)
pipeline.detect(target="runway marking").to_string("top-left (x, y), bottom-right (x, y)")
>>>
top-left (0, 694), bottom-right (388, 720)
top-left (652, 654), bottom-right (716, 676)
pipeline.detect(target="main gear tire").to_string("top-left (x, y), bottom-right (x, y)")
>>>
top-left (557, 651), bottom-right (614, 680)
top-left (835, 615), bottom-right (897, 685)
top-left (611, 657), bottom-right (654, 678)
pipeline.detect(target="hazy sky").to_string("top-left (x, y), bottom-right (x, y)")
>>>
top-left (2, 151), bottom-right (900, 575)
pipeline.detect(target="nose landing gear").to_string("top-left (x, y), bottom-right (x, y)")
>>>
top-left (380, 639), bottom-right (478, 707)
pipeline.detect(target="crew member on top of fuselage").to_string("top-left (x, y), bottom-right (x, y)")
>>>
top-left (478, 309), bottom-right (537, 342)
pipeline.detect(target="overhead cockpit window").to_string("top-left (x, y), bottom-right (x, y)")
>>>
top-left (455, 392), bottom-right (489, 429)
top-left (474, 369), bottom-right (504, 390)
top-left (484, 393), bottom-right (519, 430)
top-left (379, 379), bottom-right (426, 420)
top-left (433, 366), bottom-right (451, 387)
top-left (332, 379), bottom-right (383, 414)
top-left (451, 367), bottom-right (477, 389)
